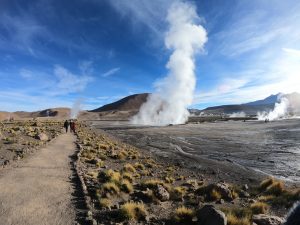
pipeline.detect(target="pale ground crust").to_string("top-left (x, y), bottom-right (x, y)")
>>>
top-left (0, 133), bottom-right (77, 225)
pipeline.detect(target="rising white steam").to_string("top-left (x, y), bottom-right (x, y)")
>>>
top-left (258, 97), bottom-right (290, 121)
top-left (229, 112), bottom-right (246, 118)
top-left (71, 99), bottom-right (82, 119)
top-left (131, 1), bottom-right (207, 125)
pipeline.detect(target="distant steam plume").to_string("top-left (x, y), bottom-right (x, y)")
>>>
top-left (258, 96), bottom-right (290, 121)
top-left (131, 1), bottom-right (207, 125)
top-left (71, 99), bottom-right (82, 119)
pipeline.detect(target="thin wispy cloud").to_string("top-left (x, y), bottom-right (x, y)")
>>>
top-left (54, 65), bottom-right (93, 95)
top-left (102, 67), bottom-right (120, 77)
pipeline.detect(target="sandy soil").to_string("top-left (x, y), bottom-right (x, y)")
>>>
top-left (0, 133), bottom-right (77, 225)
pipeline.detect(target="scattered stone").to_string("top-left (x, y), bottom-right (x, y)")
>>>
top-left (154, 185), bottom-right (169, 201)
top-left (35, 133), bottom-right (48, 141)
top-left (208, 182), bottom-right (233, 201)
top-left (243, 184), bottom-right (249, 191)
top-left (216, 199), bottom-right (225, 204)
top-left (252, 214), bottom-right (283, 225)
top-left (240, 190), bottom-right (250, 198)
top-left (197, 205), bottom-right (227, 225)
top-left (249, 199), bottom-right (256, 203)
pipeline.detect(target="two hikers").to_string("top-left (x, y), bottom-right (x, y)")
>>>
top-left (63, 120), bottom-right (76, 133)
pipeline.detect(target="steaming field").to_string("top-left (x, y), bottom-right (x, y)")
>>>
top-left (90, 119), bottom-right (300, 183)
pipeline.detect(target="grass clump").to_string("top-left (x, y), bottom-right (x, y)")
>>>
top-left (101, 182), bottom-right (120, 196)
top-left (259, 177), bottom-right (275, 191)
top-left (119, 202), bottom-right (147, 221)
top-left (141, 179), bottom-right (163, 189)
top-left (122, 172), bottom-right (134, 183)
top-left (98, 169), bottom-right (121, 184)
top-left (209, 188), bottom-right (222, 201)
top-left (227, 213), bottom-right (251, 225)
top-left (172, 186), bottom-right (187, 200)
top-left (116, 150), bottom-right (128, 160)
top-left (121, 180), bottom-right (134, 193)
top-left (250, 202), bottom-right (269, 214)
top-left (134, 162), bottom-right (145, 170)
top-left (165, 176), bottom-right (175, 184)
top-left (266, 181), bottom-right (285, 196)
top-left (123, 163), bottom-right (136, 173)
top-left (99, 198), bottom-right (112, 208)
top-left (174, 206), bottom-right (195, 223)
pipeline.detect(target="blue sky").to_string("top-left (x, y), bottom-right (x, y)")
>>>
top-left (1, 0), bottom-right (300, 111)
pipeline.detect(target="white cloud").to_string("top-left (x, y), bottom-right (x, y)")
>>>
top-left (79, 60), bottom-right (94, 75)
top-left (101, 67), bottom-right (120, 77)
top-left (106, 0), bottom-right (172, 36)
top-left (20, 69), bottom-right (33, 79)
top-left (54, 65), bottom-right (93, 94)
top-left (282, 48), bottom-right (300, 57)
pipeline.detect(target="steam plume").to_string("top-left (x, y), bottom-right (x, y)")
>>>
top-left (71, 99), bottom-right (82, 119)
top-left (131, 1), bottom-right (207, 125)
top-left (258, 97), bottom-right (290, 121)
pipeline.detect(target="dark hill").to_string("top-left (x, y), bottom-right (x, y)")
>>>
top-left (200, 92), bottom-right (300, 115)
top-left (91, 93), bottom-right (149, 112)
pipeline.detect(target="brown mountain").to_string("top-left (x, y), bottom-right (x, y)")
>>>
top-left (14, 108), bottom-right (71, 119)
top-left (91, 93), bottom-right (149, 112)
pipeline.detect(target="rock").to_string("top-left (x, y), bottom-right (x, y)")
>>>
top-left (252, 214), bottom-right (283, 225)
top-left (208, 182), bottom-right (233, 201)
top-left (240, 190), bottom-right (250, 198)
top-left (243, 184), bottom-right (249, 191)
top-left (216, 199), bottom-right (225, 204)
top-left (249, 199), bottom-right (256, 203)
top-left (154, 185), bottom-right (169, 201)
top-left (35, 133), bottom-right (48, 141)
top-left (197, 205), bottom-right (227, 225)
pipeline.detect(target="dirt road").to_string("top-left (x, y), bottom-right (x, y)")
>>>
top-left (0, 133), bottom-right (77, 225)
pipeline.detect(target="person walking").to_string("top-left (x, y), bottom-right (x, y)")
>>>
top-left (63, 120), bottom-right (69, 133)
top-left (69, 120), bottom-right (73, 133)
top-left (72, 120), bottom-right (76, 133)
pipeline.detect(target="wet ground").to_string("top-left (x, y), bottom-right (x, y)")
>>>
top-left (90, 119), bottom-right (300, 183)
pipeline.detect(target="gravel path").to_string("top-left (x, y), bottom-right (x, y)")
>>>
top-left (0, 133), bottom-right (77, 225)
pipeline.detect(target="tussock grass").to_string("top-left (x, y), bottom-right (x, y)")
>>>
top-left (99, 198), bottom-right (112, 208)
top-left (122, 163), bottom-right (136, 173)
top-left (119, 202), bottom-right (147, 221)
top-left (266, 181), bottom-right (285, 196)
top-left (227, 213), bottom-right (251, 225)
top-left (134, 162), bottom-right (145, 170)
top-left (209, 188), bottom-right (222, 201)
top-left (122, 172), bottom-right (134, 183)
top-left (250, 202), bottom-right (269, 214)
top-left (101, 182), bottom-right (120, 196)
top-left (98, 169), bottom-right (121, 184)
top-left (141, 179), bottom-right (163, 189)
top-left (171, 186), bottom-right (187, 200)
top-left (174, 206), bottom-right (195, 223)
top-left (259, 177), bottom-right (275, 191)
top-left (121, 180), bottom-right (134, 193)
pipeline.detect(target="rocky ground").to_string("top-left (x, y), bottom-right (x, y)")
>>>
top-left (75, 122), bottom-right (300, 225)
top-left (0, 120), bottom-right (63, 168)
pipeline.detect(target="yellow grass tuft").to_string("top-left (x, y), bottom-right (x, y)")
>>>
top-left (120, 202), bottom-right (147, 221)
top-left (250, 202), bottom-right (269, 214)
top-left (227, 213), bottom-right (251, 225)
top-left (174, 206), bottom-right (195, 223)
top-left (123, 163), bottom-right (136, 173)
top-left (121, 179), bottom-right (134, 193)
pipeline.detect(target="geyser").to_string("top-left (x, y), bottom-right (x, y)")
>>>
top-left (131, 1), bottom-right (207, 125)
top-left (258, 96), bottom-right (290, 121)
top-left (70, 99), bottom-right (82, 119)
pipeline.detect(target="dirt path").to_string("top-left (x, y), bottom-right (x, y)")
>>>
top-left (0, 133), bottom-right (78, 225)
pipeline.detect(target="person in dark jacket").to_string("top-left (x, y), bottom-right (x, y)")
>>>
top-left (70, 120), bottom-right (76, 133)
top-left (64, 120), bottom-right (69, 133)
